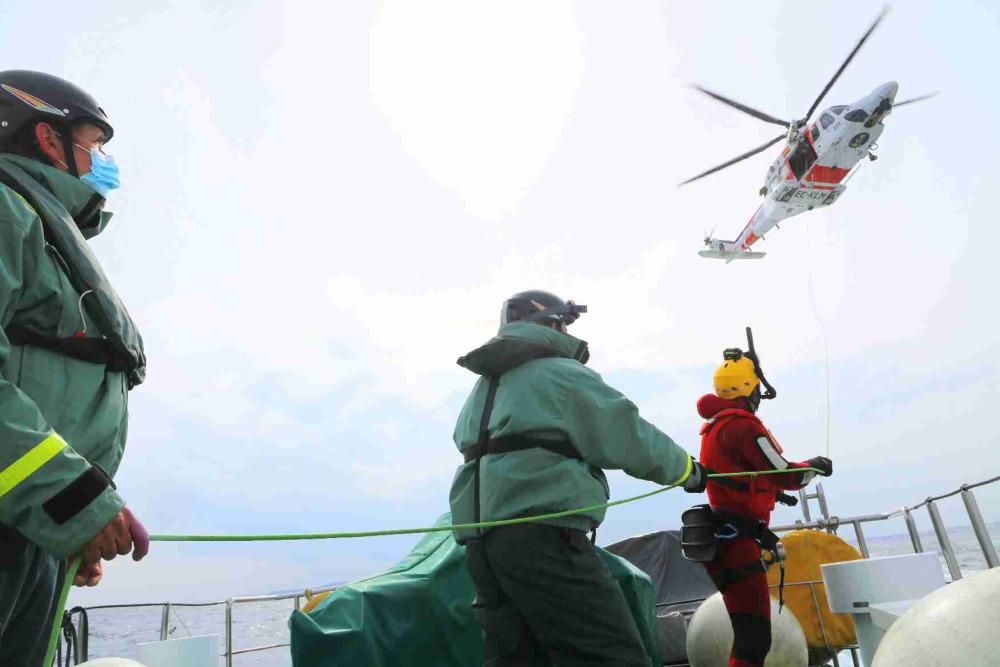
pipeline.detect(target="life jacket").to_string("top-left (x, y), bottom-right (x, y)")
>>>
top-left (0, 162), bottom-right (146, 389)
top-left (699, 407), bottom-right (777, 521)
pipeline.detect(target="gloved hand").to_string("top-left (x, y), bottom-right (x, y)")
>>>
top-left (79, 506), bottom-right (150, 567)
top-left (683, 458), bottom-right (708, 493)
top-left (807, 456), bottom-right (833, 477)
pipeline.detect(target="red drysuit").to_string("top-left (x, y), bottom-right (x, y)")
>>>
top-left (697, 394), bottom-right (815, 667)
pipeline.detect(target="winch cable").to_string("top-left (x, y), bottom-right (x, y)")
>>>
top-left (806, 221), bottom-right (833, 458)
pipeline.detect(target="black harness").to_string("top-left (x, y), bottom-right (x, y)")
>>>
top-left (463, 434), bottom-right (582, 464)
top-left (466, 365), bottom-right (585, 540)
top-left (681, 504), bottom-right (788, 611)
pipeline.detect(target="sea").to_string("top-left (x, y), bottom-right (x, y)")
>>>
top-left (76, 522), bottom-right (1000, 666)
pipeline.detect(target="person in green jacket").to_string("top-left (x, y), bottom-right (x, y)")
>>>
top-left (449, 290), bottom-right (707, 666)
top-left (0, 70), bottom-right (148, 666)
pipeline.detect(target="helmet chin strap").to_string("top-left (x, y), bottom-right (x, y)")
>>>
top-left (57, 125), bottom-right (79, 177)
top-left (745, 326), bottom-right (777, 400)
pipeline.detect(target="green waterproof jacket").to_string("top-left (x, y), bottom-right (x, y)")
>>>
top-left (0, 154), bottom-right (129, 558)
top-left (449, 322), bottom-right (693, 543)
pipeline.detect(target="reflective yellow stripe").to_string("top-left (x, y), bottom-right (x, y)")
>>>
top-left (674, 453), bottom-right (694, 487)
top-left (0, 433), bottom-right (67, 497)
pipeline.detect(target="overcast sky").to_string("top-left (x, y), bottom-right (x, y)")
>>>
top-left (3, 0), bottom-right (998, 608)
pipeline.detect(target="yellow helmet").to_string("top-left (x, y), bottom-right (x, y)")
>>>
top-left (713, 355), bottom-right (760, 399)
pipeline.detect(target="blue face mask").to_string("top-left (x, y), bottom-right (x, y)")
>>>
top-left (78, 145), bottom-right (120, 198)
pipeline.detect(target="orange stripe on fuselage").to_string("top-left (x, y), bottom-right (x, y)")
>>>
top-left (806, 165), bottom-right (850, 184)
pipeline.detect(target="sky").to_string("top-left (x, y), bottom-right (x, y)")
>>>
top-left (2, 0), bottom-right (999, 608)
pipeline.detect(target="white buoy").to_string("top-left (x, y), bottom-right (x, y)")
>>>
top-left (872, 566), bottom-right (1000, 667)
top-left (686, 593), bottom-right (808, 667)
top-left (78, 659), bottom-right (147, 667)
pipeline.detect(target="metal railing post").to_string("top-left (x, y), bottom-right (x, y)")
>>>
top-left (903, 508), bottom-right (923, 553)
top-left (807, 582), bottom-right (831, 651)
top-left (850, 646), bottom-right (861, 667)
top-left (816, 482), bottom-right (830, 522)
top-left (225, 599), bottom-right (234, 667)
top-left (961, 487), bottom-right (999, 568)
top-left (799, 488), bottom-right (812, 522)
top-left (159, 603), bottom-right (171, 640)
top-left (926, 500), bottom-right (962, 581)
top-left (852, 520), bottom-right (869, 558)
top-left (295, 595), bottom-right (301, 611)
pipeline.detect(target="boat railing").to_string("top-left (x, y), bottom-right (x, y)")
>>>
top-left (67, 585), bottom-right (338, 666)
top-left (65, 475), bottom-right (998, 666)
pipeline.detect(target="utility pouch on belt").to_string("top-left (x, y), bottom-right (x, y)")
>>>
top-left (680, 504), bottom-right (719, 563)
top-left (680, 504), bottom-right (782, 562)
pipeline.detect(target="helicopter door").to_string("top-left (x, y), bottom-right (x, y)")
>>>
top-left (786, 138), bottom-right (818, 181)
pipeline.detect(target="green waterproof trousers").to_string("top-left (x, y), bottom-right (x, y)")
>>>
top-left (464, 523), bottom-right (651, 667)
top-left (0, 532), bottom-right (63, 667)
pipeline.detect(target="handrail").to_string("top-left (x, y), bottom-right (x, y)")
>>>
top-left (905, 475), bottom-right (1000, 510)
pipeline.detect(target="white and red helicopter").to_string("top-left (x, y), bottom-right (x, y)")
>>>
top-left (682, 8), bottom-right (935, 261)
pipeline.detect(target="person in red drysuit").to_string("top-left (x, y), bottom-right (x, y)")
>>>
top-left (698, 348), bottom-right (832, 667)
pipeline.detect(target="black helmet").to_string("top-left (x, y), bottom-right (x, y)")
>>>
top-left (500, 290), bottom-right (587, 327)
top-left (0, 71), bottom-right (113, 175)
top-left (0, 70), bottom-right (113, 142)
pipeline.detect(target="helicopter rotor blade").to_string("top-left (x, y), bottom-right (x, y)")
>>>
top-left (893, 91), bottom-right (939, 108)
top-left (691, 85), bottom-right (790, 128)
top-left (679, 133), bottom-right (786, 187)
top-left (804, 6), bottom-right (889, 121)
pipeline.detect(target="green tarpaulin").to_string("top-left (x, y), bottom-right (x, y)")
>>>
top-left (290, 515), bottom-right (662, 666)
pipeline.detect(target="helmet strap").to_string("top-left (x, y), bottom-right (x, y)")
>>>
top-left (58, 124), bottom-right (79, 177)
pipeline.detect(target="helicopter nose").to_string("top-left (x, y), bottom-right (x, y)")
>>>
top-left (879, 81), bottom-right (899, 101)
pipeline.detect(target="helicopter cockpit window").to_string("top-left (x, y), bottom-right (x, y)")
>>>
top-left (810, 123), bottom-right (820, 140)
top-left (844, 108), bottom-right (869, 122)
top-left (786, 137), bottom-right (818, 181)
top-left (820, 113), bottom-right (835, 129)
top-left (830, 105), bottom-right (847, 115)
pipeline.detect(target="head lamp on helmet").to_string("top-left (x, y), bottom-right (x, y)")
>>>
top-left (500, 290), bottom-right (587, 328)
top-left (712, 327), bottom-right (778, 402)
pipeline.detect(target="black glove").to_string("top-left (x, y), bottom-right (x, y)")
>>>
top-left (807, 456), bottom-right (833, 477)
top-left (683, 458), bottom-right (708, 493)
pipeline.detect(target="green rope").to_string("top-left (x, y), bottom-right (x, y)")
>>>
top-left (149, 468), bottom-right (821, 543)
top-left (44, 555), bottom-right (80, 667)
top-left (44, 467), bottom-right (821, 660)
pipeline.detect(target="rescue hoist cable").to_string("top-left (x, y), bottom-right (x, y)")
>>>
top-left (806, 221), bottom-right (833, 458)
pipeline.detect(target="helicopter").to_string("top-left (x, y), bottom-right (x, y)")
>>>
top-left (681, 8), bottom-right (935, 261)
